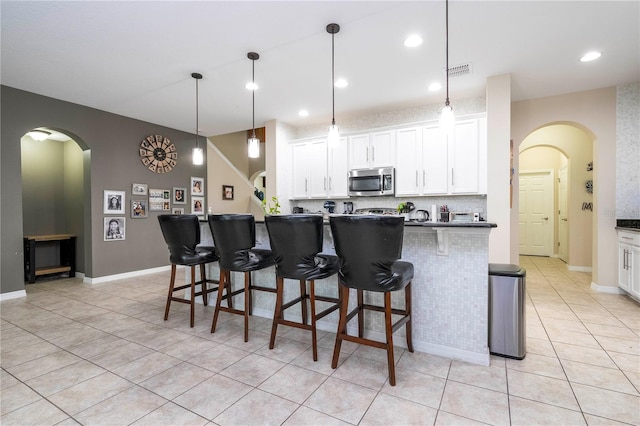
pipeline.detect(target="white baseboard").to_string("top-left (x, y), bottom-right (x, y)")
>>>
top-left (568, 265), bottom-right (592, 272)
top-left (590, 282), bottom-right (624, 294)
top-left (0, 289), bottom-right (27, 301)
top-left (85, 265), bottom-right (175, 284)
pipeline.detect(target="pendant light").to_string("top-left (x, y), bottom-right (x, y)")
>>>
top-left (247, 52), bottom-right (260, 159)
top-left (191, 72), bottom-right (204, 165)
top-left (327, 23), bottom-right (340, 148)
top-left (439, 0), bottom-right (455, 136)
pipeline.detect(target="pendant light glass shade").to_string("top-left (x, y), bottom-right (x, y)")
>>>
top-left (248, 136), bottom-right (260, 158)
top-left (247, 52), bottom-right (260, 158)
top-left (439, 0), bottom-right (455, 136)
top-left (192, 72), bottom-right (204, 165)
top-left (327, 23), bottom-right (340, 148)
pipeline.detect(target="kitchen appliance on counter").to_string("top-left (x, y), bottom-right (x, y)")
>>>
top-left (292, 206), bottom-right (304, 214)
top-left (323, 200), bottom-right (336, 213)
top-left (348, 167), bottom-right (394, 197)
top-left (343, 201), bottom-right (354, 214)
top-left (414, 210), bottom-right (430, 222)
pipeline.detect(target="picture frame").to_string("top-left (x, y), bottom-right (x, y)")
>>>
top-left (192, 196), bottom-right (205, 215)
top-left (104, 217), bottom-right (125, 241)
top-left (131, 183), bottom-right (148, 196)
top-left (173, 187), bottom-right (186, 204)
top-left (131, 200), bottom-right (147, 218)
top-left (222, 185), bottom-right (234, 200)
top-left (191, 176), bottom-right (204, 195)
top-left (104, 190), bottom-right (125, 214)
top-left (149, 188), bottom-right (166, 211)
top-left (172, 207), bottom-right (185, 215)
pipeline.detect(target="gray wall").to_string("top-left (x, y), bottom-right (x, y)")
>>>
top-left (1, 85), bottom-right (207, 295)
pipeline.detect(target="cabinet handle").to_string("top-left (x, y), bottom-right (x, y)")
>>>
top-left (621, 236), bottom-right (633, 240)
top-left (372, 146), bottom-right (375, 162)
top-left (324, 177), bottom-right (327, 191)
top-left (423, 170), bottom-right (426, 186)
top-left (305, 178), bottom-right (308, 193)
top-left (415, 171), bottom-right (418, 187)
top-left (451, 169), bottom-right (454, 186)
top-left (366, 147), bottom-right (369, 162)
top-left (328, 177), bottom-right (332, 190)
top-left (628, 250), bottom-right (632, 270)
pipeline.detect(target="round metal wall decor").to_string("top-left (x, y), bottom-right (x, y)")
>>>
top-left (139, 134), bottom-right (177, 173)
top-left (585, 179), bottom-right (593, 194)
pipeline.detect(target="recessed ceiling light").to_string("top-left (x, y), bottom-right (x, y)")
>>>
top-left (428, 82), bottom-right (442, 91)
top-left (298, 109), bottom-right (309, 117)
top-left (245, 82), bottom-right (259, 90)
top-left (334, 78), bottom-right (348, 88)
top-left (580, 51), bottom-right (601, 62)
top-left (404, 34), bottom-right (423, 47)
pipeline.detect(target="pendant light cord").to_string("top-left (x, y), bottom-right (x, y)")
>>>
top-left (195, 76), bottom-right (200, 149)
top-left (252, 58), bottom-right (256, 138)
top-left (445, 0), bottom-right (450, 107)
top-left (331, 31), bottom-right (336, 126)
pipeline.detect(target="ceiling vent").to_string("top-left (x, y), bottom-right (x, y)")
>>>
top-left (448, 63), bottom-right (471, 77)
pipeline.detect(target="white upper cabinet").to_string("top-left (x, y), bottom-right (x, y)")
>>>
top-left (290, 137), bottom-right (348, 199)
top-left (349, 130), bottom-right (395, 169)
top-left (449, 118), bottom-right (487, 194)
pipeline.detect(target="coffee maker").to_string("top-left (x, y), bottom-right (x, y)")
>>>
top-left (343, 201), bottom-right (354, 214)
top-left (323, 200), bottom-right (336, 214)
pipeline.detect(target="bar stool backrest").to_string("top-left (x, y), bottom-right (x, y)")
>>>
top-left (330, 215), bottom-right (405, 291)
top-left (158, 214), bottom-right (201, 264)
top-left (265, 214), bottom-right (324, 278)
top-left (207, 214), bottom-right (256, 270)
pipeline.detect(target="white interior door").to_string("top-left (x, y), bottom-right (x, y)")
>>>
top-left (558, 166), bottom-right (569, 262)
top-left (519, 170), bottom-right (554, 256)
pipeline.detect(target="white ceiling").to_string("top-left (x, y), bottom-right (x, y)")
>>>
top-left (2, 1), bottom-right (639, 138)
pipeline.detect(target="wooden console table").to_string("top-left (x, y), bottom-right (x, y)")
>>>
top-left (23, 234), bottom-right (76, 283)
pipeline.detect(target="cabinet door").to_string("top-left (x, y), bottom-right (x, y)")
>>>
top-left (308, 139), bottom-right (329, 198)
top-left (450, 119), bottom-right (480, 194)
top-left (395, 127), bottom-right (421, 196)
top-left (370, 130), bottom-right (395, 168)
top-left (422, 125), bottom-right (449, 194)
top-left (291, 143), bottom-right (310, 199)
top-left (328, 138), bottom-right (349, 197)
top-left (630, 246), bottom-right (640, 299)
top-left (348, 134), bottom-right (370, 169)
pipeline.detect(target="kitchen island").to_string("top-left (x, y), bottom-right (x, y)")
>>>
top-left (196, 218), bottom-right (497, 365)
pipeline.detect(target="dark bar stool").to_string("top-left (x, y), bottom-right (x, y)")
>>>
top-left (208, 214), bottom-right (276, 342)
top-left (158, 214), bottom-right (219, 327)
top-left (329, 215), bottom-right (414, 386)
top-left (265, 214), bottom-right (340, 361)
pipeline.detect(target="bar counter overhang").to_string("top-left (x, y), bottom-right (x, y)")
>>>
top-left (195, 218), bottom-right (497, 366)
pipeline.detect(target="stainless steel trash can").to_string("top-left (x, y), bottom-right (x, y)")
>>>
top-left (489, 263), bottom-right (526, 359)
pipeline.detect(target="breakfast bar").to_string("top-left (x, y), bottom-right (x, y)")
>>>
top-left (197, 218), bottom-right (496, 366)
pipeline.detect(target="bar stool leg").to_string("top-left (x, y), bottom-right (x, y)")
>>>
top-left (309, 280), bottom-right (318, 361)
top-left (211, 268), bottom-right (227, 333)
top-left (200, 264), bottom-right (208, 306)
top-left (299, 280), bottom-right (308, 325)
top-left (405, 282), bottom-right (414, 352)
top-left (269, 276), bottom-right (284, 349)
top-left (357, 289), bottom-right (364, 338)
top-left (190, 265), bottom-right (196, 327)
top-left (243, 272), bottom-right (251, 342)
top-left (164, 264), bottom-right (177, 320)
top-left (332, 285), bottom-right (350, 369)
top-left (384, 292), bottom-right (396, 386)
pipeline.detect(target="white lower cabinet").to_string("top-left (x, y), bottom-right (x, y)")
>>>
top-left (291, 137), bottom-right (348, 199)
top-left (618, 230), bottom-right (640, 300)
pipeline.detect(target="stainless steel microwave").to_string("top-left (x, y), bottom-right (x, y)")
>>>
top-left (348, 167), bottom-right (395, 196)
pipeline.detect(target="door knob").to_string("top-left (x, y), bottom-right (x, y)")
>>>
top-left (543, 217), bottom-right (549, 220)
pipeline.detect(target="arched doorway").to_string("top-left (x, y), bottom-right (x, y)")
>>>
top-left (518, 123), bottom-right (594, 270)
top-left (21, 128), bottom-right (90, 279)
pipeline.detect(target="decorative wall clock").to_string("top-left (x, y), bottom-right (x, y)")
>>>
top-left (139, 134), bottom-right (177, 173)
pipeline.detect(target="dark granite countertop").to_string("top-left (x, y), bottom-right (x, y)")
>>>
top-left (203, 216), bottom-right (497, 228)
top-left (616, 219), bottom-right (640, 231)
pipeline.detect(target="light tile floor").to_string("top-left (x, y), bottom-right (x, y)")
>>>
top-left (1, 256), bottom-right (639, 425)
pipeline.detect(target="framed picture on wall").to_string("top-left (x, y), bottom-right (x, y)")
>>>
top-left (149, 188), bottom-right (166, 211)
top-left (191, 177), bottom-right (204, 195)
top-left (131, 200), bottom-right (147, 218)
top-left (172, 207), bottom-right (184, 215)
top-left (132, 183), bottom-right (148, 196)
top-left (192, 196), bottom-right (205, 216)
top-left (222, 185), bottom-right (234, 200)
top-left (104, 217), bottom-right (125, 241)
top-left (104, 190), bottom-right (125, 214)
top-left (173, 187), bottom-right (186, 204)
